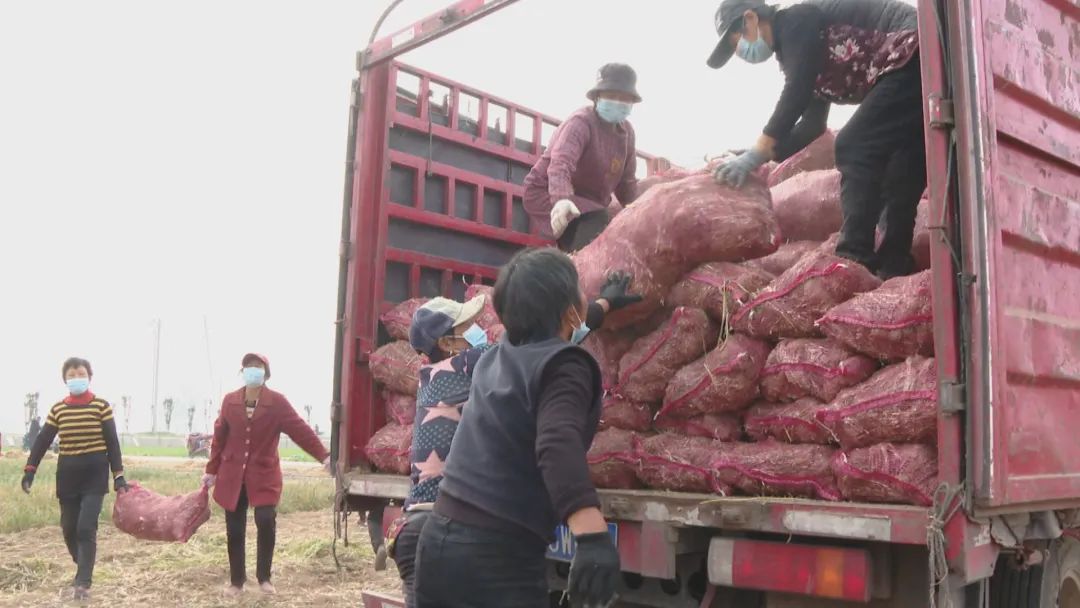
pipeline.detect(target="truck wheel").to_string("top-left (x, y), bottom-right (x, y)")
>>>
top-left (990, 537), bottom-right (1080, 608)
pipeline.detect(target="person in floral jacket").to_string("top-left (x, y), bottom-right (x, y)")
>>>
top-left (708, 0), bottom-right (924, 280)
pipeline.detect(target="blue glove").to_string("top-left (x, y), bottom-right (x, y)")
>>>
top-left (713, 149), bottom-right (768, 188)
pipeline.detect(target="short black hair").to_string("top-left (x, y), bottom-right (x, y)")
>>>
top-left (62, 357), bottom-right (93, 379)
top-left (493, 248), bottom-right (581, 345)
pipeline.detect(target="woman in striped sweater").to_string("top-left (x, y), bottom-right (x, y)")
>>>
top-left (21, 357), bottom-right (128, 602)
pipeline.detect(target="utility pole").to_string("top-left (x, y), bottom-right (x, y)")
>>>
top-left (304, 404), bottom-right (313, 425)
top-left (187, 403), bottom-right (196, 434)
top-left (151, 319), bottom-right (161, 434)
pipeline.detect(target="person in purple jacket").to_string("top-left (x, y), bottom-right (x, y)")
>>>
top-left (522, 63), bottom-right (642, 252)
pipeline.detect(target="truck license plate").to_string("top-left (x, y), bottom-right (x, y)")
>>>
top-left (546, 523), bottom-right (618, 562)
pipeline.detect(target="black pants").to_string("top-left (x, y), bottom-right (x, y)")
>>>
top-left (414, 513), bottom-right (548, 608)
top-left (834, 58), bottom-right (928, 278)
top-left (225, 486), bottom-right (277, 586)
top-left (393, 512), bottom-right (429, 608)
top-left (59, 493), bottom-right (104, 588)
top-left (557, 209), bottom-right (610, 253)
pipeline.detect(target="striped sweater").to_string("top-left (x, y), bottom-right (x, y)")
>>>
top-left (26, 392), bottom-right (124, 474)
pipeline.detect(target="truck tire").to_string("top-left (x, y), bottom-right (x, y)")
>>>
top-left (990, 537), bottom-right (1080, 608)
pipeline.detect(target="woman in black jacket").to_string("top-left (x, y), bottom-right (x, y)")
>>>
top-left (709, 0), bottom-right (925, 280)
top-left (413, 248), bottom-right (640, 608)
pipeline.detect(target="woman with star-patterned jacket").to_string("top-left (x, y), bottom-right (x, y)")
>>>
top-left (386, 294), bottom-right (490, 608)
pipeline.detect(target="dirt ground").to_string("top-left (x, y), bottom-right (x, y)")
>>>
top-left (0, 461), bottom-right (401, 608)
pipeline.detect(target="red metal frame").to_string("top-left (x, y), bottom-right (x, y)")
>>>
top-left (916, 0), bottom-right (999, 585)
top-left (363, 0), bottom-right (524, 69)
top-left (950, 0), bottom-right (1080, 510)
top-left (341, 58), bottom-right (662, 467)
top-left (340, 60), bottom-right (394, 472)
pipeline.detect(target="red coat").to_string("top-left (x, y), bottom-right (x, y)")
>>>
top-left (206, 387), bottom-right (328, 511)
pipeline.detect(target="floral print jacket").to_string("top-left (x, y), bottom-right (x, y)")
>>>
top-left (814, 24), bottom-right (920, 105)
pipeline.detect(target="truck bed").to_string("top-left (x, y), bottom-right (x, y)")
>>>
top-left (346, 471), bottom-right (930, 546)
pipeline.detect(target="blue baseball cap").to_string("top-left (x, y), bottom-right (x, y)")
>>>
top-left (408, 296), bottom-right (486, 357)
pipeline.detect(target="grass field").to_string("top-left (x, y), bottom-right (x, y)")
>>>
top-left (0, 451), bottom-right (399, 607)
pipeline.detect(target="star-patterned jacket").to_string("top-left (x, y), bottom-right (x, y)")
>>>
top-left (405, 343), bottom-right (492, 509)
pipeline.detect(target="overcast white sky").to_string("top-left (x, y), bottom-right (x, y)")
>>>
top-left (1, 0), bottom-right (904, 437)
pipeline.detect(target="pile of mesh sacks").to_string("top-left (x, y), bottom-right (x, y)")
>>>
top-left (366, 132), bottom-right (939, 506)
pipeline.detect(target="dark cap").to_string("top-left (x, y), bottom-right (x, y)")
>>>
top-left (707, 0), bottom-right (767, 69)
top-left (587, 63), bottom-right (642, 103)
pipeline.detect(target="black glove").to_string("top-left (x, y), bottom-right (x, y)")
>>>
top-left (114, 475), bottom-right (128, 493)
top-left (21, 471), bottom-right (34, 494)
top-left (567, 532), bottom-right (620, 607)
top-left (598, 272), bottom-right (643, 312)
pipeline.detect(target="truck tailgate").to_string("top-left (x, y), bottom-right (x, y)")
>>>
top-left (346, 472), bottom-right (930, 545)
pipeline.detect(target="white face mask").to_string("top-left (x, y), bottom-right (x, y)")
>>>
top-left (242, 366), bottom-right (266, 387)
top-left (736, 35), bottom-right (774, 63)
top-left (596, 99), bottom-right (633, 123)
top-left (462, 323), bottom-right (489, 347)
top-left (569, 308), bottom-right (590, 345)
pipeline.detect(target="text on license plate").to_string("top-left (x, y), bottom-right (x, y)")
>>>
top-left (546, 523), bottom-right (618, 562)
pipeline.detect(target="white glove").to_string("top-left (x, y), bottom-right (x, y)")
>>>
top-left (201, 473), bottom-right (216, 488)
top-left (550, 199), bottom-right (581, 239)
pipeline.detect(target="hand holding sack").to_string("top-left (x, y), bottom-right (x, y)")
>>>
top-left (598, 271), bottom-right (643, 312)
top-left (714, 149), bottom-right (768, 188)
top-left (551, 199), bottom-right (582, 238)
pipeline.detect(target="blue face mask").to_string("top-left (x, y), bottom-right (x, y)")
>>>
top-left (571, 322), bottom-right (590, 345)
top-left (736, 36), bottom-right (774, 64)
top-left (66, 377), bottom-right (90, 396)
top-left (462, 323), bottom-right (488, 347)
top-left (242, 366), bottom-right (266, 388)
top-left (596, 99), bottom-right (632, 124)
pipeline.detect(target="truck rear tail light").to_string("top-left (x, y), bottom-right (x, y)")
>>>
top-left (707, 537), bottom-right (872, 602)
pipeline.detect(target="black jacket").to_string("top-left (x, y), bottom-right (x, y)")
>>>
top-left (436, 338), bottom-right (603, 543)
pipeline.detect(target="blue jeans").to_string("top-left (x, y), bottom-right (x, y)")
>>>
top-left (393, 512), bottom-right (429, 608)
top-left (414, 513), bottom-right (548, 608)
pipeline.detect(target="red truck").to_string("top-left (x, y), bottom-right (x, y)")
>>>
top-left (330, 1), bottom-right (1080, 606)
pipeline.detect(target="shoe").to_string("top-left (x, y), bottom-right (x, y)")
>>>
top-left (224, 584), bottom-right (244, 597)
top-left (259, 581), bottom-right (277, 595)
top-left (73, 587), bottom-right (91, 601)
top-left (875, 255), bottom-right (916, 281)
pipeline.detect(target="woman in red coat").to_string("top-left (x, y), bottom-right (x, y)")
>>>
top-left (201, 353), bottom-right (329, 597)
